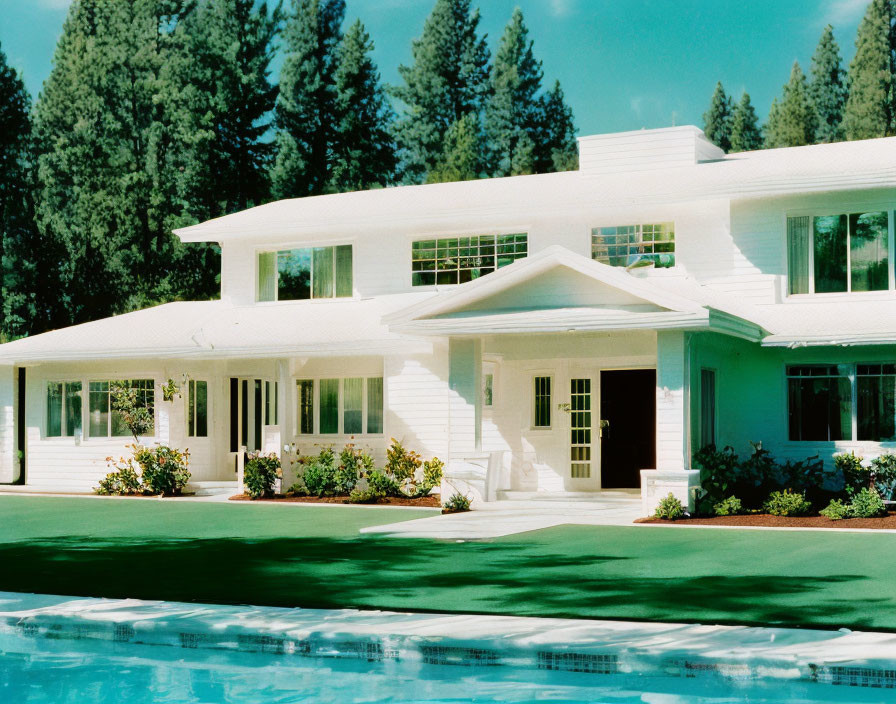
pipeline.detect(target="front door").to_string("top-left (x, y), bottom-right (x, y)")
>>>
top-left (566, 372), bottom-right (600, 491)
top-left (599, 369), bottom-right (656, 489)
top-left (230, 377), bottom-right (279, 453)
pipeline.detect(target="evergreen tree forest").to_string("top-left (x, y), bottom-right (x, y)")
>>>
top-left (0, 0), bottom-right (578, 340)
top-left (702, 1), bottom-right (896, 151)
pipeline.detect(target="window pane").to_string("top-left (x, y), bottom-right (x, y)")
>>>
top-left (298, 380), bottom-right (314, 434)
top-left (367, 377), bottom-right (383, 434)
top-left (278, 249), bottom-right (311, 300)
top-left (257, 252), bottom-right (276, 302)
top-left (334, 245), bottom-right (353, 297)
top-left (65, 382), bottom-right (82, 437)
top-left (787, 374), bottom-right (851, 441)
top-left (319, 379), bottom-right (339, 434)
top-left (534, 376), bottom-right (551, 428)
top-left (343, 378), bottom-right (363, 434)
top-left (253, 379), bottom-right (262, 450)
top-left (850, 211), bottom-right (889, 292)
top-left (858, 372), bottom-right (896, 441)
top-left (591, 223), bottom-right (675, 268)
top-left (89, 381), bottom-right (109, 438)
top-left (196, 380), bottom-right (208, 437)
top-left (700, 369), bottom-right (716, 447)
top-left (411, 235), bottom-right (527, 286)
top-left (47, 382), bottom-right (62, 437)
top-left (787, 216), bottom-right (810, 294)
top-left (813, 215), bottom-right (848, 293)
top-left (312, 247), bottom-right (334, 298)
top-left (188, 380), bottom-right (196, 437)
top-left (241, 379), bottom-right (248, 447)
top-left (483, 373), bottom-right (494, 407)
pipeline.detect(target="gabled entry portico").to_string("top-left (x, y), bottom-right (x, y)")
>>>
top-left (388, 247), bottom-right (764, 508)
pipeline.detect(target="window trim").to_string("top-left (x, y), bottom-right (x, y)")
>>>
top-left (86, 378), bottom-right (157, 440)
top-left (256, 242), bottom-right (354, 302)
top-left (294, 375), bottom-right (385, 437)
top-left (46, 380), bottom-right (83, 439)
top-left (785, 208), bottom-right (895, 298)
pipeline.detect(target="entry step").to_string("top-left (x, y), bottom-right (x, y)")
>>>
top-left (496, 490), bottom-right (639, 502)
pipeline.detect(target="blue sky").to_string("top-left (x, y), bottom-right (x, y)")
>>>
top-left (0, 0), bottom-right (870, 135)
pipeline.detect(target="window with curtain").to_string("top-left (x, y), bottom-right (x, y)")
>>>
top-left (257, 245), bottom-right (353, 301)
top-left (857, 364), bottom-right (896, 442)
top-left (297, 380), bottom-right (314, 434)
top-left (787, 211), bottom-right (891, 295)
top-left (264, 381), bottom-right (278, 425)
top-left (700, 369), bottom-right (716, 448)
top-left (319, 379), bottom-right (339, 434)
top-left (187, 380), bottom-right (208, 438)
top-left (88, 379), bottom-right (154, 438)
top-left (300, 377), bottom-right (384, 435)
top-left (591, 223), bottom-right (675, 268)
top-left (47, 381), bottom-right (82, 437)
top-left (534, 376), bottom-right (552, 428)
top-left (367, 377), bottom-right (383, 434)
top-left (787, 366), bottom-right (851, 441)
top-left (411, 234), bottom-right (527, 286)
top-left (343, 378), bottom-right (363, 434)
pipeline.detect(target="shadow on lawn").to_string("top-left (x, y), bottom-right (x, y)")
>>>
top-left (0, 535), bottom-right (879, 630)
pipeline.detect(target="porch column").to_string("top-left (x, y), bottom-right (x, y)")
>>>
top-left (448, 338), bottom-right (482, 457)
top-left (277, 358), bottom-right (292, 448)
top-left (0, 365), bottom-right (16, 483)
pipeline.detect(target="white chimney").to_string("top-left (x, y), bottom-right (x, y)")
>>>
top-left (577, 126), bottom-right (725, 175)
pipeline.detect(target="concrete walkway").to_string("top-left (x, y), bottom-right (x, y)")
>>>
top-left (361, 491), bottom-right (644, 539)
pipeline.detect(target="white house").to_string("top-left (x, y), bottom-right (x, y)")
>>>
top-left (1, 125), bottom-right (896, 511)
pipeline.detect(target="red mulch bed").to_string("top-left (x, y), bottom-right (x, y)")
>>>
top-left (637, 512), bottom-right (896, 529)
top-left (229, 494), bottom-right (441, 507)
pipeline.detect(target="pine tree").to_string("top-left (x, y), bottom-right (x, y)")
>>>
top-left (329, 20), bottom-right (396, 192)
top-left (270, 0), bottom-right (345, 199)
top-left (764, 97), bottom-right (783, 148)
top-left (776, 62), bottom-right (817, 147)
top-left (483, 8), bottom-right (542, 177)
top-left (843, 0), bottom-right (896, 140)
top-left (0, 42), bottom-right (40, 339)
top-left (535, 80), bottom-right (578, 171)
top-left (391, 0), bottom-right (490, 183)
top-left (702, 82), bottom-right (732, 152)
top-left (729, 92), bottom-right (763, 152)
top-left (173, 0), bottom-right (282, 216)
top-left (427, 113), bottom-right (480, 183)
top-left (809, 25), bottom-right (847, 143)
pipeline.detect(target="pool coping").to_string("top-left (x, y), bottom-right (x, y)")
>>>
top-left (1, 591), bottom-right (895, 689)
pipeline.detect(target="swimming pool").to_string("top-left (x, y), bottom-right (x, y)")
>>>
top-left (2, 592), bottom-right (896, 703)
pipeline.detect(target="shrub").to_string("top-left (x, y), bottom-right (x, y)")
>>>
top-left (763, 489), bottom-right (811, 517)
top-left (386, 438), bottom-right (422, 486)
top-left (870, 454), bottom-right (896, 500)
top-left (443, 492), bottom-right (471, 512)
top-left (285, 481), bottom-right (306, 497)
top-left (654, 493), bottom-right (685, 520)
top-left (849, 487), bottom-right (888, 518)
top-left (348, 488), bottom-right (386, 504)
top-left (693, 444), bottom-right (740, 510)
top-left (835, 451), bottom-right (867, 497)
top-left (137, 445), bottom-right (191, 496)
top-left (334, 444), bottom-right (371, 495)
top-left (96, 461), bottom-right (143, 496)
top-left (367, 468), bottom-right (401, 497)
top-left (244, 452), bottom-right (281, 499)
top-left (713, 495), bottom-right (743, 517)
top-left (820, 499), bottom-right (851, 521)
top-left (302, 447), bottom-right (337, 497)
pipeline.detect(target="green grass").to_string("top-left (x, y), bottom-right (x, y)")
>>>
top-left (2, 495), bottom-right (895, 631)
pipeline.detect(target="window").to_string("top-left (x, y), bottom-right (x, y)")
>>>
top-left (88, 379), bottom-right (154, 438)
top-left (257, 245), bottom-right (353, 301)
top-left (297, 377), bottom-right (384, 435)
top-left (264, 381), bottom-right (278, 425)
top-left (787, 211), bottom-right (891, 295)
top-left (187, 380), bottom-right (208, 438)
top-left (483, 373), bottom-right (494, 408)
top-left (787, 366), bottom-right (852, 441)
top-left (411, 234), bottom-right (527, 286)
top-left (591, 223), bottom-right (675, 268)
top-left (47, 382), bottom-right (82, 437)
top-left (297, 380), bottom-right (314, 434)
top-left (534, 376), bottom-right (552, 428)
top-left (700, 369), bottom-right (716, 448)
top-left (857, 364), bottom-right (896, 442)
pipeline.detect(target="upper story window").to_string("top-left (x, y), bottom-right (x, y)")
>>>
top-left (591, 223), bottom-right (675, 268)
top-left (787, 211), bottom-right (893, 295)
top-left (257, 245), bottom-right (353, 301)
top-left (411, 234), bottom-right (527, 286)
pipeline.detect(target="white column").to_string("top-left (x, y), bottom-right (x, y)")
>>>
top-left (448, 338), bottom-right (482, 459)
top-left (655, 331), bottom-right (688, 470)
top-left (0, 365), bottom-right (16, 483)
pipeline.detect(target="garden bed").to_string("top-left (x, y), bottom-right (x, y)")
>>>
top-left (229, 493), bottom-right (441, 508)
top-left (637, 512), bottom-right (896, 529)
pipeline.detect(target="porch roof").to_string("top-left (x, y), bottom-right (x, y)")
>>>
top-left (759, 299), bottom-right (896, 347)
top-left (0, 293), bottom-right (435, 365)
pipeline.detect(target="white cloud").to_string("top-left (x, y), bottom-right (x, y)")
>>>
top-left (825, 0), bottom-right (868, 25)
top-left (549, 0), bottom-right (576, 18)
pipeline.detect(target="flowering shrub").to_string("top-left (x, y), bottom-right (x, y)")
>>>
top-left (96, 444), bottom-right (190, 496)
top-left (244, 452), bottom-right (281, 499)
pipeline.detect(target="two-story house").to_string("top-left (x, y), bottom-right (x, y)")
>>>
top-left (1, 125), bottom-right (895, 511)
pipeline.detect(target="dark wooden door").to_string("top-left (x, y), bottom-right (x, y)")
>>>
top-left (599, 369), bottom-right (656, 489)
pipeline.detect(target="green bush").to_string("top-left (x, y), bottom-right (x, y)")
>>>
top-left (835, 451), bottom-right (867, 496)
top-left (96, 461), bottom-right (143, 496)
top-left (244, 452), bottom-right (281, 499)
top-left (367, 468), bottom-right (401, 497)
top-left (870, 454), bottom-right (896, 500)
top-left (302, 447), bottom-right (338, 497)
top-left (109, 382), bottom-right (154, 441)
top-left (348, 488), bottom-right (386, 504)
top-left (334, 444), bottom-right (372, 495)
top-left (763, 489), bottom-right (811, 517)
top-left (285, 481), bottom-right (306, 497)
top-left (820, 498), bottom-right (851, 520)
top-left (654, 493), bottom-right (685, 520)
top-left (713, 495), bottom-right (743, 517)
top-left (137, 445), bottom-right (191, 496)
top-left (386, 438), bottom-right (422, 485)
top-left (443, 492), bottom-right (471, 512)
top-left (848, 487), bottom-right (888, 518)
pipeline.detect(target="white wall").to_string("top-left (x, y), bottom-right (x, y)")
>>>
top-left (0, 365), bottom-right (15, 483)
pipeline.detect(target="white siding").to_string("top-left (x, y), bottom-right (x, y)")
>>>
top-left (0, 365), bottom-right (14, 483)
top-left (578, 126), bottom-right (724, 175)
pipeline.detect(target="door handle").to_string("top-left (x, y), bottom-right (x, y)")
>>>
top-left (557, 402), bottom-right (571, 413)
top-left (599, 419), bottom-right (610, 438)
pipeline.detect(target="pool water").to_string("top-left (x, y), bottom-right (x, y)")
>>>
top-left (1, 631), bottom-right (892, 704)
